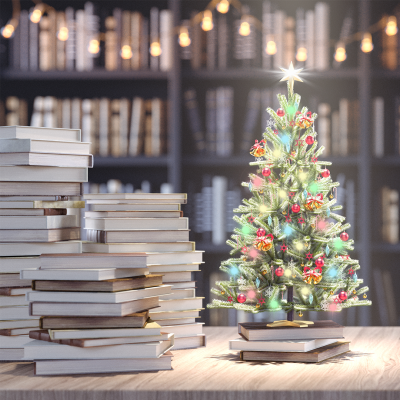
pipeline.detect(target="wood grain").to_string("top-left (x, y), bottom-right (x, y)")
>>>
top-left (0, 327), bottom-right (399, 400)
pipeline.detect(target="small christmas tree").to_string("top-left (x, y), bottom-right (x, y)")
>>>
top-left (207, 63), bottom-right (371, 326)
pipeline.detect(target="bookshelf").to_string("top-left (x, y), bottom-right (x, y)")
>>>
top-left (0, 0), bottom-right (399, 327)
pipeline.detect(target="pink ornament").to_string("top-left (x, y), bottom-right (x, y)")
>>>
top-left (277, 108), bottom-right (285, 117)
top-left (340, 232), bottom-right (349, 241)
top-left (291, 204), bottom-right (301, 213)
top-left (262, 167), bottom-right (271, 177)
top-left (315, 257), bottom-right (325, 268)
top-left (257, 228), bottom-right (266, 237)
top-left (237, 293), bottom-right (247, 303)
top-left (275, 267), bottom-right (284, 277)
top-left (305, 136), bottom-right (314, 145)
top-left (338, 291), bottom-right (348, 301)
top-left (321, 169), bottom-right (330, 178)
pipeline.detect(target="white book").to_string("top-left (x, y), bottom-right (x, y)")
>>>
top-left (0, 215), bottom-right (77, 230)
top-left (119, 98), bottom-right (130, 157)
top-left (0, 138), bottom-right (90, 155)
top-left (85, 210), bottom-right (182, 219)
top-left (0, 335), bottom-right (33, 348)
top-left (147, 263), bottom-right (201, 273)
top-left (0, 166), bottom-right (88, 183)
top-left (75, 10), bottom-right (85, 71)
top-left (0, 257), bottom-right (40, 273)
top-left (30, 98), bottom-right (44, 127)
top-left (229, 337), bottom-right (339, 352)
top-left (21, 267), bottom-right (148, 281)
top-left (149, 309), bottom-right (201, 320)
top-left (84, 193), bottom-right (187, 200)
top-left (169, 281), bottom-right (196, 289)
top-left (146, 251), bottom-right (203, 265)
top-left (62, 99), bottom-right (71, 128)
top-left (159, 10), bottom-right (173, 71)
top-left (84, 217), bottom-right (188, 231)
top-left (34, 354), bottom-right (173, 375)
top-left (27, 285), bottom-right (171, 304)
top-left (305, 10), bottom-right (315, 69)
top-left (129, 97), bottom-right (145, 156)
top-left (0, 295), bottom-right (29, 307)
top-left (0, 348), bottom-right (25, 361)
top-left (0, 306), bottom-right (37, 320)
top-left (156, 297), bottom-right (203, 312)
top-left (160, 271), bottom-right (193, 283)
top-left (373, 97), bottom-right (384, 157)
top-left (273, 10), bottom-right (285, 68)
top-left (0, 241), bottom-right (82, 257)
top-left (331, 110), bottom-right (340, 156)
top-left (161, 288), bottom-right (195, 300)
top-left (317, 103), bottom-right (331, 156)
top-left (152, 322), bottom-right (204, 338)
top-left (156, 317), bottom-right (196, 326)
top-left (314, 2), bottom-right (330, 71)
top-left (173, 334), bottom-right (206, 350)
top-left (82, 241), bottom-right (195, 253)
top-left (0, 126), bottom-right (81, 142)
top-left (25, 334), bottom-right (173, 359)
top-left (0, 319), bottom-right (40, 329)
top-left (339, 98), bottom-right (349, 156)
top-left (0, 200), bottom-right (84, 209)
top-left (89, 203), bottom-right (181, 211)
top-left (212, 176), bottom-right (227, 245)
top-left (98, 98), bottom-right (110, 156)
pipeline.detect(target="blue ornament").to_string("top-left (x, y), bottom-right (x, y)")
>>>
top-left (327, 207), bottom-right (331, 217)
top-left (256, 277), bottom-right (260, 288)
top-left (309, 293), bottom-right (313, 304)
top-left (353, 272), bottom-right (358, 282)
top-left (286, 144), bottom-right (290, 153)
top-left (268, 215), bottom-right (272, 226)
top-left (303, 189), bottom-right (308, 199)
top-left (325, 245), bottom-right (330, 256)
top-left (249, 182), bottom-right (253, 191)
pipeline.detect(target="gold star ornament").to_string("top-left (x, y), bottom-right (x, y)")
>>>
top-left (280, 61), bottom-right (303, 94)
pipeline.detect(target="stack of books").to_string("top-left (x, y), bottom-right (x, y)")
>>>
top-left (82, 193), bottom-right (206, 350)
top-left (23, 252), bottom-right (174, 375)
top-left (0, 125), bottom-right (89, 361)
top-left (230, 321), bottom-right (349, 363)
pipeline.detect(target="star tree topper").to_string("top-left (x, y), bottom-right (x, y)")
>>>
top-left (280, 61), bottom-right (303, 94)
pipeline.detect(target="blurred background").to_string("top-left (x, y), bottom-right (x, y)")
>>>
top-left (0, 0), bottom-right (399, 327)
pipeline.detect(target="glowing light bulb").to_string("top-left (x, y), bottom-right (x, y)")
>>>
top-left (299, 172), bottom-right (307, 181)
top-left (216, 0), bottom-right (229, 14)
top-left (121, 45), bottom-right (133, 59)
top-left (385, 16), bottom-right (397, 36)
top-left (295, 242), bottom-right (304, 251)
top-left (296, 47), bottom-right (307, 62)
top-left (1, 24), bottom-right (14, 39)
top-left (278, 189), bottom-right (286, 199)
top-left (259, 205), bottom-right (268, 213)
top-left (239, 21), bottom-right (250, 37)
top-left (57, 27), bottom-right (69, 41)
top-left (361, 32), bottom-right (373, 53)
top-left (334, 43), bottom-right (347, 62)
top-left (301, 287), bottom-right (309, 295)
top-left (285, 269), bottom-right (292, 277)
top-left (266, 40), bottom-right (277, 55)
top-left (201, 10), bottom-right (213, 32)
top-left (88, 39), bottom-right (100, 54)
top-left (150, 42), bottom-right (162, 57)
top-left (273, 149), bottom-right (281, 158)
top-left (178, 27), bottom-right (191, 47)
top-left (30, 9), bottom-right (42, 23)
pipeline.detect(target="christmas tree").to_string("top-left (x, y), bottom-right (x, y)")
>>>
top-left (207, 63), bottom-right (371, 326)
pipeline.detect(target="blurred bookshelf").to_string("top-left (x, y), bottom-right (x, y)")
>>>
top-left (0, 0), bottom-right (399, 327)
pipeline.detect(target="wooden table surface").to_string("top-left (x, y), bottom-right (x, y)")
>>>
top-left (1, 326), bottom-right (399, 400)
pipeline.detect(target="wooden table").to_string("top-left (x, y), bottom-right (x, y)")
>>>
top-left (1, 326), bottom-right (399, 400)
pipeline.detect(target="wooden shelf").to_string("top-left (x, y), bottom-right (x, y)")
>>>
top-left (93, 156), bottom-right (170, 167)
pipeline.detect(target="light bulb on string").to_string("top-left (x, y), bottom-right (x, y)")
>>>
top-left (296, 47), bottom-right (307, 62)
top-left (385, 16), bottom-right (397, 36)
top-left (178, 27), bottom-right (191, 47)
top-left (201, 10), bottom-right (213, 32)
top-left (88, 39), bottom-right (100, 54)
top-left (361, 32), bottom-right (373, 53)
top-left (150, 42), bottom-right (162, 57)
top-left (57, 26), bottom-right (69, 42)
top-left (216, 0), bottom-right (229, 14)
top-left (30, 8), bottom-right (43, 24)
top-left (334, 42), bottom-right (346, 62)
top-left (1, 23), bottom-right (15, 39)
top-left (239, 19), bottom-right (251, 36)
top-left (265, 39), bottom-right (277, 55)
top-left (121, 45), bottom-right (133, 59)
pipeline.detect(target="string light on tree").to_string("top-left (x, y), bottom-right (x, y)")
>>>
top-left (201, 10), bottom-right (213, 31)
top-left (216, 0), bottom-right (230, 14)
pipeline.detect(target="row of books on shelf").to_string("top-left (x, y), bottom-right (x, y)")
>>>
top-left (8, 3), bottom-right (173, 72)
top-left (1, 96), bottom-right (167, 157)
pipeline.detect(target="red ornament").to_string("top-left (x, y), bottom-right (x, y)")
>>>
top-left (227, 296), bottom-right (233, 303)
top-left (277, 108), bottom-right (285, 117)
top-left (262, 167), bottom-right (271, 177)
top-left (321, 169), bottom-right (330, 178)
top-left (257, 228), bottom-right (266, 237)
top-left (338, 291), bottom-right (348, 301)
top-left (241, 246), bottom-right (248, 253)
top-left (305, 135), bottom-right (314, 145)
top-left (305, 252), bottom-right (313, 260)
top-left (237, 293), bottom-right (246, 303)
top-left (275, 267), bottom-right (284, 277)
top-left (291, 204), bottom-right (301, 213)
top-left (258, 297), bottom-right (265, 305)
top-left (311, 156), bottom-right (318, 163)
top-left (280, 244), bottom-right (287, 252)
top-left (315, 257), bottom-right (325, 268)
top-left (340, 232), bottom-right (349, 241)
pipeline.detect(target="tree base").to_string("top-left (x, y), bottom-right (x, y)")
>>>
top-left (266, 320), bottom-right (314, 328)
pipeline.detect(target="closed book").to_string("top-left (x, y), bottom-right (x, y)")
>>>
top-left (40, 311), bottom-right (149, 329)
top-left (229, 337), bottom-right (340, 352)
top-left (82, 242), bottom-right (195, 253)
top-left (0, 287), bottom-right (32, 296)
top-left (0, 319), bottom-right (40, 329)
top-left (160, 271), bottom-right (193, 283)
top-left (0, 258), bottom-right (40, 274)
top-left (0, 335), bottom-right (33, 348)
top-left (373, 97), bottom-right (385, 157)
top-left (169, 281), bottom-right (196, 289)
top-left (0, 166), bottom-right (88, 183)
top-left (33, 275), bottom-right (163, 292)
top-left (206, 88), bottom-right (217, 154)
top-left (0, 327), bottom-right (33, 336)
top-left (156, 317), bottom-right (196, 326)
top-left (0, 273), bottom-right (32, 287)
top-left (84, 193), bottom-right (187, 201)
top-left (34, 352), bottom-right (173, 375)
top-left (0, 241), bottom-right (81, 257)
top-left (84, 217), bottom-right (188, 231)
top-left (39, 252), bottom-right (147, 269)
top-left (156, 297), bottom-right (203, 312)
top-left (0, 295), bottom-right (29, 307)
top-left (0, 209), bottom-right (67, 216)
top-left (30, 296), bottom-right (160, 316)
top-left (0, 215), bottom-right (77, 230)
top-left (89, 203), bottom-right (181, 211)
top-left (27, 285), bottom-right (171, 304)
top-left (0, 152), bottom-right (93, 168)
top-left (128, 97), bottom-right (145, 156)
top-left (0, 126), bottom-right (81, 142)
top-left (86, 229), bottom-right (189, 243)
top-left (314, 2), bottom-right (330, 71)
top-left (0, 138), bottom-right (83, 155)
top-left (240, 341), bottom-right (350, 363)
top-left (0, 182), bottom-right (83, 196)
top-left (0, 201), bottom-right (84, 209)
top-left (0, 227), bottom-right (80, 242)
top-left (25, 333), bottom-right (173, 359)
top-left (184, 89), bottom-right (206, 153)
top-left (146, 251), bottom-right (203, 265)
top-left (148, 264), bottom-right (201, 273)
top-left (0, 306), bottom-right (38, 320)
top-left (161, 288), bottom-right (196, 300)
top-left (159, 10), bottom-right (173, 71)
top-left (173, 334), bottom-right (206, 350)
top-left (152, 322), bottom-right (204, 338)
top-left (85, 210), bottom-right (182, 219)
top-left (22, 268), bottom-right (148, 282)
top-left (239, 321), bottom-right (344, 341)
top-left (0, 348), bottom-right (25, 361)
top-left (149, 309), bottom-right (201, 320)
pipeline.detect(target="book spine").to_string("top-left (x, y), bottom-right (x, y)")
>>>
top-left (317, 103), bottom-right (331, 156)
top-left (212, 176), bottom-right (227, 245)
top-left (131, 12), bottom-right (141, 70)
top-left (151, 98), bottom-right (162, 157)
top-left (206, 11), bottom-right (217, 70)
top-left (273, 10), bottom-right (285, 68)
top-left (201, 176), bottom-right (212, 242)
top-left (105, 16), bottom-right (117, 71)
top-left (56, 12), bottom-right (66, 71)
top-left (339, 98), bottom-right (349, 156)
top-left (217, 14), bottom-right (228, 69)
top-left (61, 99), bottom-right (72, 128)
top-left (85, 2), bottom-right (99, 71)
top-left (140, 18), bottom-right (149, 69)
top-left (113, 8), bottom-right (122, 70)
top-left (331, 110), bottom-right (340, 156)
top-left (119, 98), bottom-right (130, 157)
top-left (305, 10), bottom-right (314, 69)
top-left (110, 100), bottom-right (121, 157)
top-left (19, 10), bottom-right (29, 71)
top-left (128, 97), bottom-right (144, 156)
top-left (206, 89), bottom-right (217, 154)
top-left (262, 1), bottom-right (273, 69)
top-left (284, 17), bottom-right (295, 68)
top-left (75, 10), bottom-right (85, 71)
top-left (191, 11), bottom-right (202, 70)
top-left (149, 7), bottom-right (159, 71)
top-left (314, 2), bottom-right (330, 71)
top-left (395, 96), bottom-right (400, 155)
top-left (29, 9), bottom-right (39, 71)
top-left (295, 8), bottom-right (306, 68)
top-left (160, 10), bottom-right (173, 71)
top-left (241, 89), bottom-right (261, 153)
top-left (121, 10), bottom-right (131, 71)
top-left (65, 7), bottom-right (75, 71)
top-left (39, 16), bottom-right (50, 71)
top-left (183, 89), bottom-right (206, 153)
